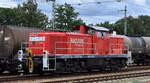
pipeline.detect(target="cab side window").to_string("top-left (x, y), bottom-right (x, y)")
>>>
top-left (102, 32), bottom-right (106, 37)
top-left (97, 31), bottom-right (106, 38)
top-left (97, 32), bottom-right (102, 37)
top-left (87, 28), bottom-right (94, 35)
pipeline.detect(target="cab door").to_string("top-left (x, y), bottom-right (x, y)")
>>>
top-left (94, 31), bottom-right (109, 55)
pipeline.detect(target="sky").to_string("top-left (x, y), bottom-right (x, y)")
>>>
top-left (0, 0), bottom-right (150, 24)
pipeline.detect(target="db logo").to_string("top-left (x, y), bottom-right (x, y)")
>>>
top-left (70, 38), bottom-right (84, 43)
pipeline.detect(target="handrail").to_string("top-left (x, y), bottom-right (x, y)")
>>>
top-left (55, 42), bottom-right (96, 55)
top-left (21, 41), bottom-right (46, 54)
top-left (55, 42), bottom-right (129, 55)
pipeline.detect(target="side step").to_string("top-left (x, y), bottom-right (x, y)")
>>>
top-left (42, 51), bottom-right (56, 71)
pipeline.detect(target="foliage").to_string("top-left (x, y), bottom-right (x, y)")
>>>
top-left (14, 0), bottom-right (48, 28)
top-left (0, 8), bottom-right (17, 25)
top-left (0, 0), bottom-right (48, 28)
top-left (114, 16), bottom-right (134, 35)
top-left (96, 21), bottom-right (115, 33)
top-left (96, 15), bottom-right (150, 36)
top-left (51, 3), bottom-right (85, 30)
top-left (114, 15), bottom-right (150, 36)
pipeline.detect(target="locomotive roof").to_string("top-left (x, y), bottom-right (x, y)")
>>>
top-left (72, 25), bottom-right (109, 32)
top-left (89, 26), bottom-right (109, 32)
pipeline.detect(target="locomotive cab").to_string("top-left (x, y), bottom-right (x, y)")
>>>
top-left (74, 25), bottom-right (124, 55)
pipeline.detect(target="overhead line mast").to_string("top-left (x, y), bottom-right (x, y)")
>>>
top-left (119, 5), bottom-right (127, 35)
top-left (51, 0), bottom-right (56, 29)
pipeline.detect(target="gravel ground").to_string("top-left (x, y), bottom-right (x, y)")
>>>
top-left (3, 76), bottom-right (150, 83)
top-left (2, 69), bottom-right (150, 83)
top-left (100, 76), bottom-right (150, 83)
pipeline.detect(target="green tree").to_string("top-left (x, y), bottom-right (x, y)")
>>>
top-left (96, 21), bottom-right (114, 33)
top-left (114, 16), bottom-right (134, 35)
top-left (14, 0), bottom-right (48, 28)
top-left (0, 0), bottom-right (48, 28)
top-left (52, 3), bottom-right (85, 30)
top-left (114, 15), bottom-right (150, 36)
top-left (0, 8), bottom-right (17, 25)
top-left (89, 15), bottom-right (150, 36)
top-left (137, 15), bottom-right (150, 36)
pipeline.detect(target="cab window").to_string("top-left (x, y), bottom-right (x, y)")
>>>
top-left (97, 31), bottom-right (106, 38)
top-left (102, 32), bottom-right (106, 37)
top-left (97, 32), bottom-right (102, 37)
top-left (87, 28), bottom-right (94, 34)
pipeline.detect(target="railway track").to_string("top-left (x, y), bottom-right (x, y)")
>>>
top-left (1, 65), bottom-right (150, 83)
top-left (0, 74), bottom-right (39, 82)
top-left (48, 70), bottom-right (150, 83)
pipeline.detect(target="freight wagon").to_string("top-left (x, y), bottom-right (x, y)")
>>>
top-left (0, 25), bottom-right (41, 73)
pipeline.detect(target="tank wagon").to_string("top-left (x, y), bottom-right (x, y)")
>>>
top-left (20, 25), bottom-right (130, 73)
top-left (0, 25), bottom-right (41, 73)
top-left (123, 36), bottom-right (150, 65)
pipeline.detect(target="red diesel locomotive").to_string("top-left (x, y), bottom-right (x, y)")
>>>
top-left (19, 25), bottom-right (130, 73)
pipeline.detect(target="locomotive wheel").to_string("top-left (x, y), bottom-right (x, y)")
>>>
top-left (26, 57), bottom-right (34, 73)
top-left (65, 60), bottom-right (74, 73)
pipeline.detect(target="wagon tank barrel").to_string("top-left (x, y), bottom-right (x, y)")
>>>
top-left (0, 25), bottom-right (42, 58)
top-left (122, 36), bottom-right (150, 54)
top-left (0, 25), bottom-right (44, 73)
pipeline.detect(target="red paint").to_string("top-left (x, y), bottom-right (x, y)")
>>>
top-left (28, 25), bottom-right (125, 55)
